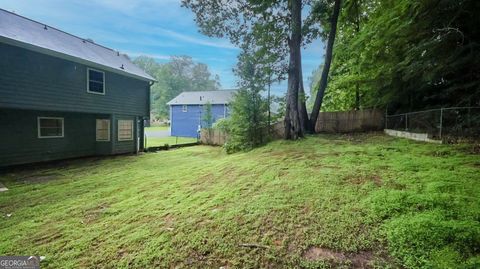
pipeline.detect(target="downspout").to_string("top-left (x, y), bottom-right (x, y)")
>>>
top-left (148, 81), bottom-right (154, 120)
top-left (145, 80), bottom-right (154, 150)
top-left (169, 105), bottom-right (172, 136)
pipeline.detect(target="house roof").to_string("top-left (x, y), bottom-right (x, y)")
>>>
top-left (0, 8), bottom-right (155, 82)
top-left (167, 90), bottom-right (236, 105)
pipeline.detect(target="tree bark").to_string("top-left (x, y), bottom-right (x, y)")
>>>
top-left (298, 54), bottom-right (312, 133)
top-left (354, 0), bottom-right (361, 110)
top-left (284, 0), bottom-right (303, 139)
top-left (309, 0), bottom-right (342, 128)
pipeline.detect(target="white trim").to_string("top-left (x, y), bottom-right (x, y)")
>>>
top-left (96, 119), bottom-right (111, 141)
top-left (182, 105), bottom-right (188, 112)
top-left (87, 68), bottom-right (106, 95)
top-left (37, 117), bottom-right (64, 138)
top-left (117, 119), bottom-right (134, 141)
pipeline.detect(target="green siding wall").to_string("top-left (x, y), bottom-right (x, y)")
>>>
top-left (112, 115), bottom-right (137, 154)
top-left (0, 43), bottom-right (149, 116)
top-left (0, 109), bottom-right (106, 166)
top-left (0, 109), bottom-right (144, 167)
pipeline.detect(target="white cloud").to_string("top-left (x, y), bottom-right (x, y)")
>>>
top-left (125, 51), bottom-right (172, 61)
top-left (156, 28), bottom-right (238, 50)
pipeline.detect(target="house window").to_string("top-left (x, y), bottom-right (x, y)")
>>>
top-left (38, 117), bottom-right (64, 138)
top-left (118, 120), bottom-right (133, 141)
top-left (182, 105), bottom-right (188, 112)
top-left (96, 119), bottom-right (110, 141)
top-left (87, 68), bottom-right (105, 94)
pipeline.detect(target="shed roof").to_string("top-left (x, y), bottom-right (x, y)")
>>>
top-left (167, 90), bottom-right (236, 105)
top-left (0, 8), bottom-right (155, 82)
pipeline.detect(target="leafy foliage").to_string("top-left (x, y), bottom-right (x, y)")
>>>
top-left (220, 89), bottom-right (269, 153)
top-left (316, 0), bottom-right (480, 112)
top-left (221, 52), bottom-right (272, 152)
top-left (134, 56), bottom-right (220, 119)
top-left (182, 0), bottom-right (326, 139)
top-left (202, 102), bottom-right (214, 128)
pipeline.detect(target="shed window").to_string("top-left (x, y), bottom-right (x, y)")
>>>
top-left (118, 120), bottom-right (133, 141)
top-left (38, 117), bottom-right (64, 138)
top-left (96, 119), bottom-right (110, 141)
top-left (182, 105), bottom-right (188, 112)
top-left (87, 68), bottom-right (105, 94)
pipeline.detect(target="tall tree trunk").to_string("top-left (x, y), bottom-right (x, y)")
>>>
top-left (309, 0), bottom-right (342, 128)
top-left (354, 0), bottom-right (361, 110)
top-left (298, 54), bottom-right (312, 133)
top-left (267, 73), bottom-right (271, 135)
top-left (284, 0), bottom-right (303, 139)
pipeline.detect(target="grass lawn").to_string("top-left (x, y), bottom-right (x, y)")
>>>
top-left (145, 136), bottom-right (198, 147)
top-left (0, 134), bottom-right (478, 268)
top-left (145, 126), bottom-right (169, 131)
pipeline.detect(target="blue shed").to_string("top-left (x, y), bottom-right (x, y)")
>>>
top-left (167, 90), bottom-right (236, 137)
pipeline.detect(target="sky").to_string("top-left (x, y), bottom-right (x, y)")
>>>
top-left (1, 0), bottom-right (324, 96)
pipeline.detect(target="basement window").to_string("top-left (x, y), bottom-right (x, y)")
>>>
top-left (96, 119), bottom-right (110, 141)
top-left (118, 120), bottom-right (133, 141)
top-left (38, 117), bottom-right (64, 138)
top-left (87, 68), bottom-right (105, 94)
top-left (182, 105), bottom-right (188, 112)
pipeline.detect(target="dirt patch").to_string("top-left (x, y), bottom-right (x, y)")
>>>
top-left (303, 247), bottom-right (346, 261)
top-left (371, 175), bottom-right (382, 186)
top-left (163, 214), bottom-right (176, 231)
top-left (350, 251), bottom-right (375, 268)
top-left (344, 173), bottom-right (382, 186)
top-left (83, 203), bottom-right (109, 224)
top-left (303, 246), bottom-right (374, 268)
top-left (117, 248), bottom-right (129, 258)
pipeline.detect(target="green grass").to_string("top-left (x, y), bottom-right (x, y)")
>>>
top-left (145, 136), bottom-right (198, 147)
top-left (0, 134), bottom-right (478, 268)
top-left (145, 126), bottom-right (169, 131)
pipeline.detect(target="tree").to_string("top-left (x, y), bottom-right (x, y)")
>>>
top-left (202, 102), bottom-right (214, 128)
top-left (134, 56), bottom-right (220, 119)
top-left (219, 89), bottom-right (269, 153)
top-left (202, 101), bottom-right (214, 144)
top-left (321, 0), bottom-right (480, 113)
top-left (182, 0), bottom-right (322, 139)
top-left (213, 49), bottom-right (270, 152)
top-left (309, 0), bottom-right (342, 126)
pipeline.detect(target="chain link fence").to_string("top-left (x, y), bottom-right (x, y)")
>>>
top-left (386, 107), bottom-right (480, 142)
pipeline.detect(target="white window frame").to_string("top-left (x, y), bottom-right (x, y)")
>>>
top-left (117, 120), bottom-right (134, 141)
top-left (37, 117), bottom-right (64, 139)
top-left (96, 119), bottom-right (111, 142)
top-left (182, 105), bottom-right (188, 112)
top-left (87, 68), bottom-right (106, 95)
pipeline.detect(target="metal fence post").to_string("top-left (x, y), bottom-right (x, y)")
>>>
top-left (405, 113), bottom-right (408, 131)
top-left (385, 108), bottom-right (388, 129)
top-left (439, 108), bottom-right (444, 139)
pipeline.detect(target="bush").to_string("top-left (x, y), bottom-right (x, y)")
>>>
top-left (220, 89), bottom-right (269, 153)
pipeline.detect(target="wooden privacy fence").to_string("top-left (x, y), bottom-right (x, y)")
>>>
top-left (200, 110), bottom-right (384, 145)
top-left (200, 129), bottom-right (227, 146)
top-left (315, 109), bottom-right (384, 133)
top-left (200, 121), bottom-right (285, 146)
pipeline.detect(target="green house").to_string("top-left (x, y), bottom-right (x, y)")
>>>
top-left (0, 9), bottom-right (155, 166)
